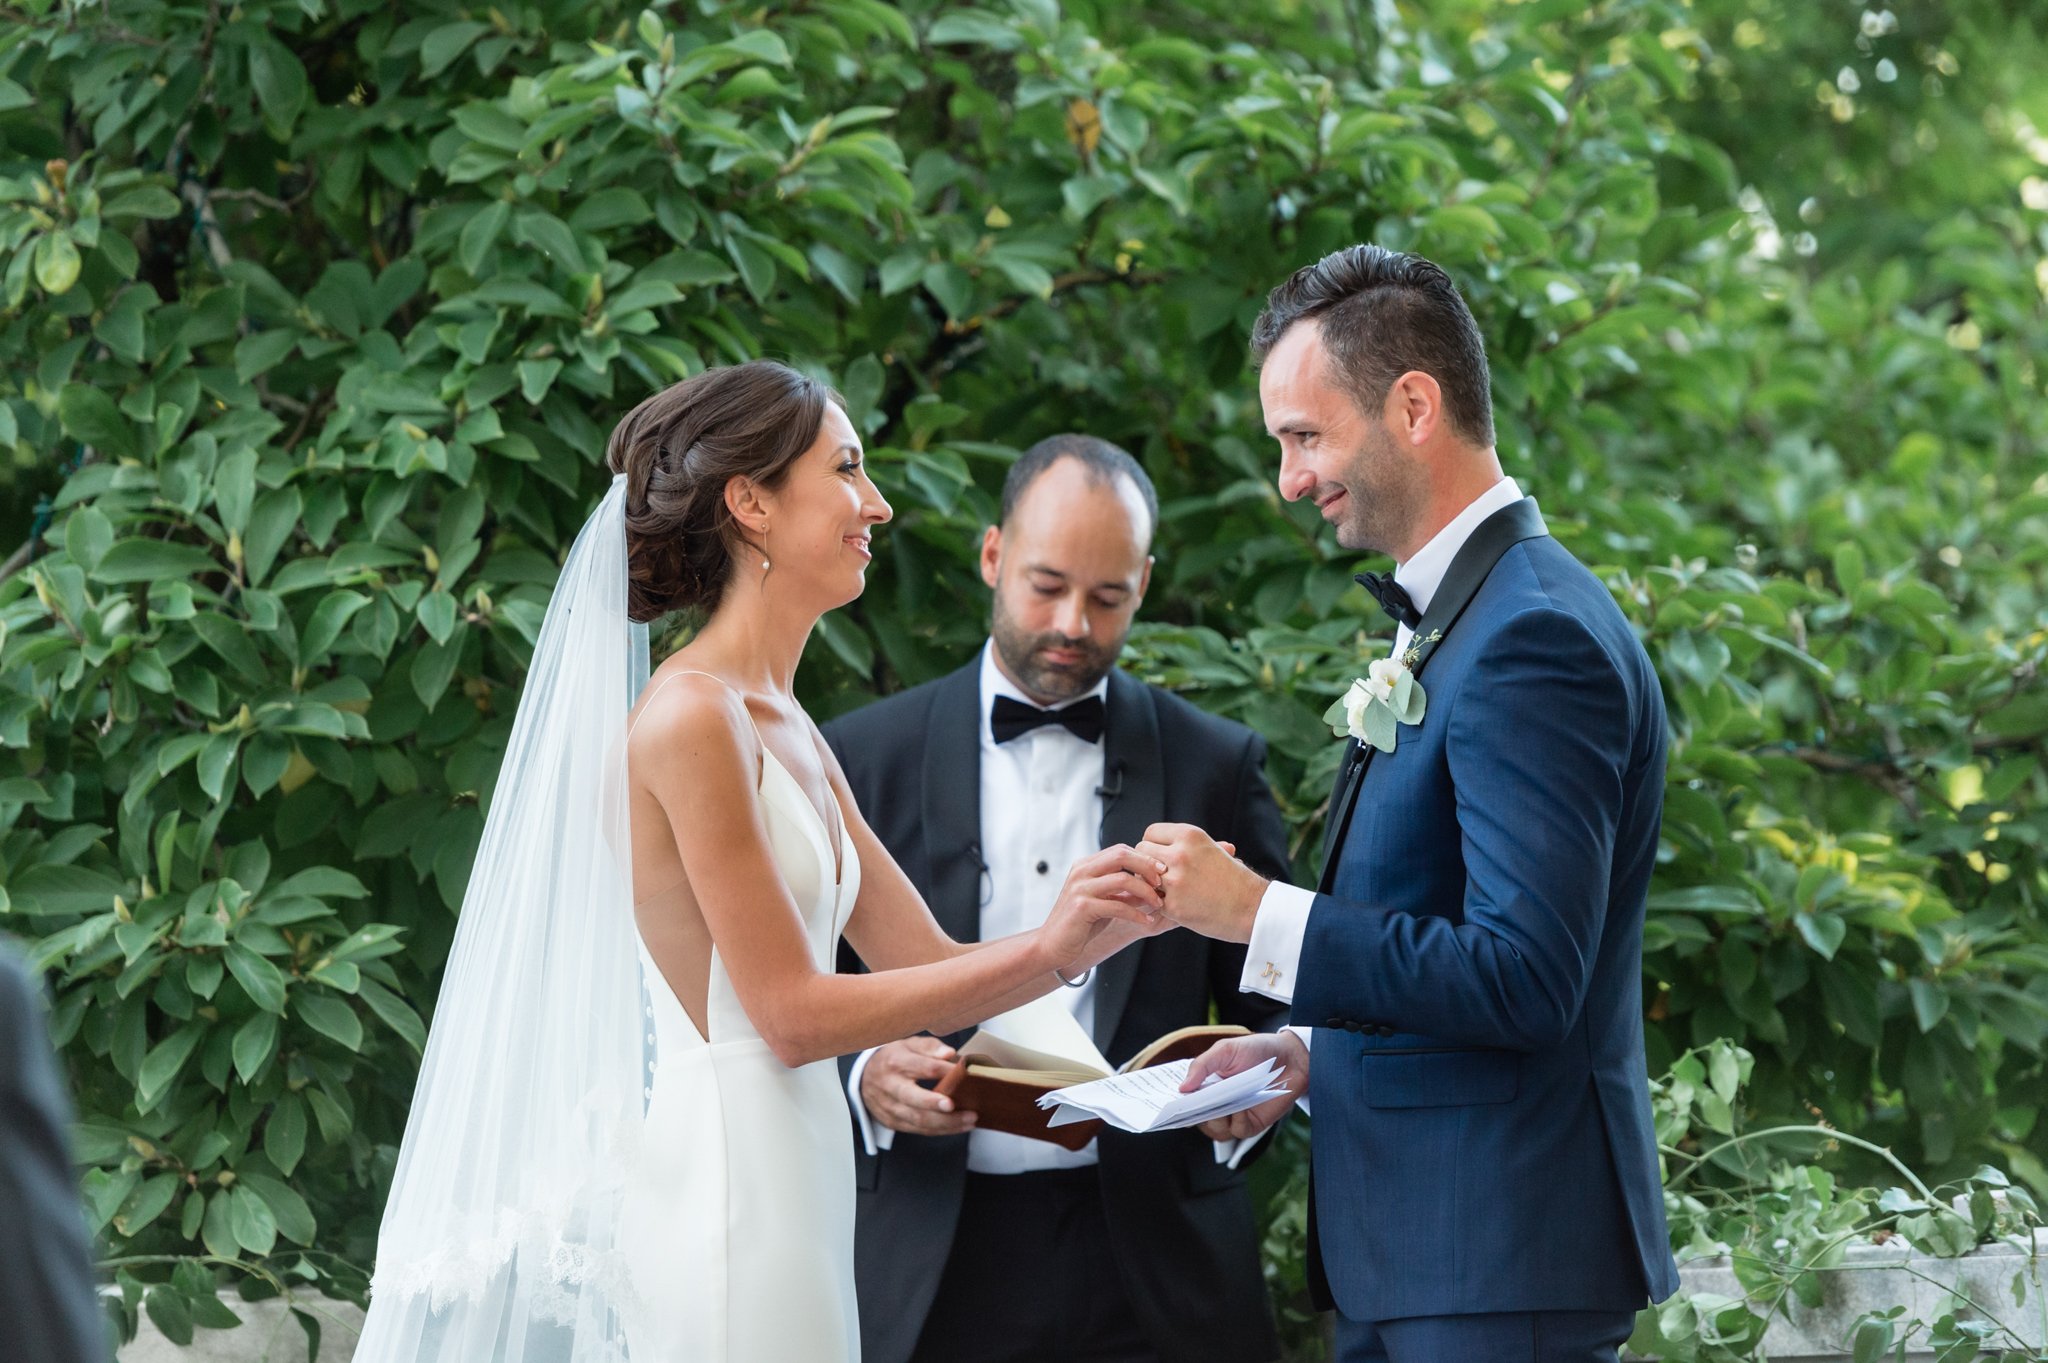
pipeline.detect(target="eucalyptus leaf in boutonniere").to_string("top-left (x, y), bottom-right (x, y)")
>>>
top-left (1323, 632), bottom-right (1439, 754)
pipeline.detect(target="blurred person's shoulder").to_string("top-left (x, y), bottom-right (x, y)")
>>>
top-left (0, 940), bottom-right (46, 1025)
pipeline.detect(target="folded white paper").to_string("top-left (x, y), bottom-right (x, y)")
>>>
top-left (1036, 1057), bottom-right (1290, 1134)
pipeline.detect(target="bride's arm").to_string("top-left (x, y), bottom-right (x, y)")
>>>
top-left (636, 684), bottom-right (1163, 1068)
top-left (831, 787), bottom-right (1164, 1031)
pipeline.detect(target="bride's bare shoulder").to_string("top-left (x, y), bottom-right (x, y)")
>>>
top-left (628, 669), bottom-right (760, 775)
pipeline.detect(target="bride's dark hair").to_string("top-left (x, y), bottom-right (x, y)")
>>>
top-left (606, 360), bottom-right (844, 623)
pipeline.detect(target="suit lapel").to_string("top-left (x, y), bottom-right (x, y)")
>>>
top-left (921, 661), bottom-right (985, 944)
top-left (1317, 498), bottom-right (1551, 893)
top-left (1318, 739), bottom-right (1366, 882)
top-left (1091, 670), bottom-right (1163, 1051)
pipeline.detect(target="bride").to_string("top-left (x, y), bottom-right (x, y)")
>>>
top-left (352, 360), bottom-right (1169, 1362)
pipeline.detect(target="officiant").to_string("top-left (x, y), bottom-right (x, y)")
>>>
top-left (825, 435), bottom-right (1290, 1363)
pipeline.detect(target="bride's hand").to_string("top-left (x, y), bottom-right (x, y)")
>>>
top-left (1037, 844), bottom-right (1169, 975)
top-left (1076, 839), bottom-right (1235, 964)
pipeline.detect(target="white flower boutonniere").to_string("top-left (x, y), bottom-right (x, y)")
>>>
top-left (1323, 630), bottom-right (1440, 754)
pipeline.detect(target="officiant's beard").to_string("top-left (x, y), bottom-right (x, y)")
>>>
top-left (990, 598), bottom-right (1123, 705)
top-left (1332, 423), bottom-right (1427, 555)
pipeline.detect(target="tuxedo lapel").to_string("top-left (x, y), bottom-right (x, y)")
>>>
top-left (921, 662), bottom-right (985, 944)
top-left (1319, 739), bottom-right (1366, 882)
top-left (1091, 670), bottom-right (1163, 1051)
top-left (1317, 498), bottom-right (1551, 893)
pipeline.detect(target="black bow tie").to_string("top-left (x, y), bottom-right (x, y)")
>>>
top-left (1356, 571), bottom-right (1422, 630)
top-left (991, 694), bottom-right (1106, 745)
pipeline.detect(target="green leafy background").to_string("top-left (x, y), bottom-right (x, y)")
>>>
top-left (1, 0), bottom-right (2043, 1354)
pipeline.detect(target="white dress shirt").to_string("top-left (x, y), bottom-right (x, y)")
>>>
top-left (1241, 477), bottom-right (1526, 1008)
top-left (849, 643), bottom-right (1255, 1170)
top-left (849, 644), bottom-right (1107, 1172)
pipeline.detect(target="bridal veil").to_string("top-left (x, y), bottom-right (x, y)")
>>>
top-left (354, 475), bottom-right (654, 1362)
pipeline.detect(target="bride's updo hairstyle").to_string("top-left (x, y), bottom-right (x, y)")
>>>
top-left (606, 360), bottom-right (843, 623)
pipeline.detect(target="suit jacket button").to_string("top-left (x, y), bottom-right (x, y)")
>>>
top-left (1377, 1025), bottom-right (1395, 1038)
top-left (1324, 1018), bottom-right (1344, 1029)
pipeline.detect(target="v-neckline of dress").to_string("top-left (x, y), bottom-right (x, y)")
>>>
top-left (759, 743), bottom-right (850, 892)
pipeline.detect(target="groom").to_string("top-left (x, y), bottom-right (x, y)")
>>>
top-left (1144, 246), bottom-right (1679, 1362)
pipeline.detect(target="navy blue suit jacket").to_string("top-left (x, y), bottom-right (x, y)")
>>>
top-left (1298, 503), bottom-right (1680, 1323)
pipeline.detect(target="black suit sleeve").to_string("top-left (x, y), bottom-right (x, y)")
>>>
top-left (1195, 734), bottom-right (1292, 1172)
top-left (1210, 731), bottom-right (1291, 1037)
top-left (0, 947), bottom-right (105, 1363)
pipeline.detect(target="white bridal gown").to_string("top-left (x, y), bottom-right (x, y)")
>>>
top-left (622, 692), bottom-right (863, 1362)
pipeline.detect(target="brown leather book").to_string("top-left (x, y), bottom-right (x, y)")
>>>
top-left (932, 1024), bottom-right (1251, 1150)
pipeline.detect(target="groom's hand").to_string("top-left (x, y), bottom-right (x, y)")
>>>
top-left (862, 1038), bottom-right (977, 1137)
top-left (1183, 1030), bottom-right (1309, 1142)
top-left (1137, 823), bottom-right (1267, 944)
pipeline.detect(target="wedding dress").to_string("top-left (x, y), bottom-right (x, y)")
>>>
top-left (354, 478), bottom-right (863, 1363)
top-left (621, 674), bottom-right (863, 1362)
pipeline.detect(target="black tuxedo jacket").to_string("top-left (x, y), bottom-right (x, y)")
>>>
top-left (824, 660), bottom-right (1289, 1363)
top-left (1, 944), bottom-right (105, 1363)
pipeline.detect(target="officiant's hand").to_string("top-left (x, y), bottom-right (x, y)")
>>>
top-left (1182, 1030), bottom-right (1309, 1142)
top-left (1137, 823), bottom-right (1268, 944)
top-left (862, 1038), bottom-right (978, 1137)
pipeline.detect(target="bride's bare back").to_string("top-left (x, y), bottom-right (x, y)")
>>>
top-left (626, 661), bottom-right (851, 1043)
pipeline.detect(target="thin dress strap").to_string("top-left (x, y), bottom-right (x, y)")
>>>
top-left (628, 669), bottom-right (847, 886)
top-left (626, 669), bottom-right (757, 742)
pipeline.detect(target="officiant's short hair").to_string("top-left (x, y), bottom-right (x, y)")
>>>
top-left (1000, 435), bottom-right (1158, 542)
top-left (1252, 244), bottom-right (1496, 448)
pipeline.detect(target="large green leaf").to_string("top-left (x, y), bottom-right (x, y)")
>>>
top-left (224, 945), bottom-right (287, 1015)
top-left (10, 864), bottom-right (123, 915)
top-left (247, 38), bottom-right (309, 136)
top-left (232, 1010), bottom-right (278, 1084)
top-left (227, 1184), bottom-right (278, 1256)
top-left (295, 993), bottom-right (363, 1050)
top-left (237, 1172), bottom-right (316, 1246)
top-left (92, 539), bottom-right (222, 583)
top-left (420, 20), bottom-right (490, 77)
top-left (136, 1023), bottom-right (204, 1110)
top-left (35, 232), bottom-right (82, 294)
top-left (264, 1094), bottom-right (308, 1175)
top-left (56, 383), bottom-right (139, 458)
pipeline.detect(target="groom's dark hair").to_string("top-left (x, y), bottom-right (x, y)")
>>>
top-left (1251, 245), bottom-right (1496, 448)
top-left (1000, 435), bottom-right (1158, 543)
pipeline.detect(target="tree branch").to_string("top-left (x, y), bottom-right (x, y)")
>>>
top-left (1, 536), bottom-right (40, 580)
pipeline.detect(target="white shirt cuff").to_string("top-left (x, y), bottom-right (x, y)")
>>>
top-left (845, 1047), bottom-right (895, 1155)
top-left (1239, 881), bottom-right (1315, 1003)
top-left (1284, 1023), bottom-right (1312, 1117)
top-left (1213, 1126), bottom-right (1274, 1168)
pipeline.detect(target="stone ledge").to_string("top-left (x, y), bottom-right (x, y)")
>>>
top-left (117, 1293), bottom-right (363, 1363)
top-left (120, 1236), bottom-right (2048, 1363)
top-left (1634, 1230), bottom-right (2048, 1363)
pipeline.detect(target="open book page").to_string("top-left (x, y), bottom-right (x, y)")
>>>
top-left (1118, 1024), bottom-right (1251, 1073)
top-left (1037, 1057), bottom-right (1291, 1134)
top-left (963, 991), bottom-right (1115, 1079)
